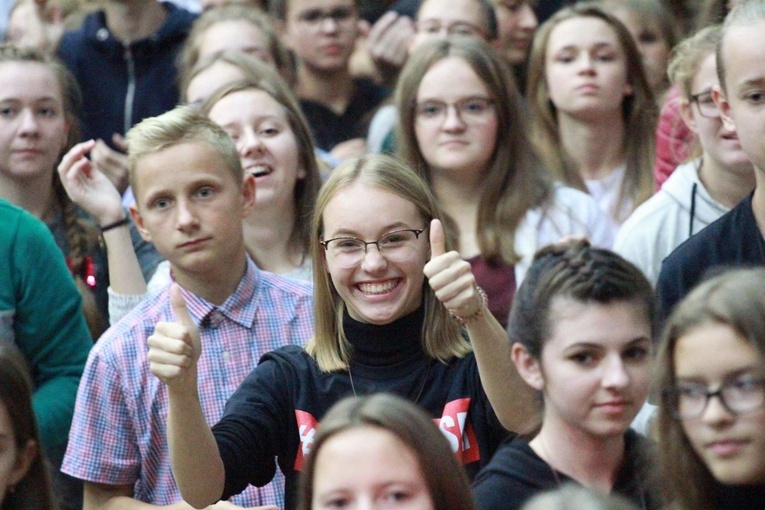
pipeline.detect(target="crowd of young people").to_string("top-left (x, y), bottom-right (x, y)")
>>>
top-left (0, 0), bottom-right (764, 509)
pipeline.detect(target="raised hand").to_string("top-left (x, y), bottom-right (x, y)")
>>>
top-left (58, 140), bottom-right (126, 225)
top-left (91, 135), bottom-right (130, 194)
top-left (423, 219), bottom-right (484, 321)
top-left (147, 284), bottom-right (202, 391)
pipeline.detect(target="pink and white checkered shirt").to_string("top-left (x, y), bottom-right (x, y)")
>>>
top-left (63, 259), bottom-right (314, 507)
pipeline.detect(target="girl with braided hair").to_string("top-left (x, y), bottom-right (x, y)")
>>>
top-left (0, 44), bottom-right (108, 339)
top-left (473, 241), bottom-right (661, 510)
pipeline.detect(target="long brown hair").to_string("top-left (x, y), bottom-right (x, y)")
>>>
top-left (396, 37), bottom-right (552, 265)
top-left (526, 4), bottom-right (656, 222)
top-left (200, 72), bottom-right (321, 268)
top-left (657, 268), bottom-right (765, 509)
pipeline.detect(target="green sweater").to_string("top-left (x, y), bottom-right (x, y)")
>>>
top-left (0, 200), bottom-right (91, 450)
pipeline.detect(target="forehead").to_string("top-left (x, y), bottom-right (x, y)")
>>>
top-left (199, 21), bottom-right (268, 52)
top-left (546, 298), bottom-right (650, 350)
top-left (674, 322), bottom-right (762, 379)
top-left (721, 20), bottom-right (765, 91)
top-left (186, 61), bottom-right (247, 104)
top-left (0, 61), bottom-right (62, 100)
top-left (547, 16), bottom-right (622, 53)
top-left (208, 88), bottom-right (288, 123)
top-left (322, 180), bottom-right (423, 233)
top-left (416, 57), bottom-right (489, 99)
top-left (133, 142), bottom-right (236, 196)
top-left (692, 53), bottom-right (718, 90)
top-left (418, 0), bottom-right (485, 26)
top-left (287, 0), bottom-right (355, 15)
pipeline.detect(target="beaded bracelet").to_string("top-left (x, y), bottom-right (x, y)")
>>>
top-left (450, 286), bottom-right (488, 326)
top-left (99, 217), bottom-right (130, 233)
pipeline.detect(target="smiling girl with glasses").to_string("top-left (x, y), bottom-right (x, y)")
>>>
top-left (657, 268), bottom-right (765, 509)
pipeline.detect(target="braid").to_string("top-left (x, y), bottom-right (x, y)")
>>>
top-left (52, 175), bottom-right (106, 339)
top-left (509, 240), bottom-right (655, 358)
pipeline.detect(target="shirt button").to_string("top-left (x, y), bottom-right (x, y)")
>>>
top-left (96, 28), bottom-right (109, 41)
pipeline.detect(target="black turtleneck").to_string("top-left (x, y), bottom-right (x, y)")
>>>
top-left (342, 306), bottom-right (425, 367)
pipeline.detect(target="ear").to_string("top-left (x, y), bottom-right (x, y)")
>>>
top-left (713, 85), bottom-right (736, 132)
top-left (678, 97), bottom-right (699, 134)
top-left (240, 173), bottom-right (256, 218)
top-left (7, 440), bottom-right (37, 488)
top-left (129, 204), bottom-right (152, 242)
top-left (623, 82), bottom-right (634, 97)
top-left (357, 19), bottom-right (370, 38)
top-left (511, 342), bottom-right (545, 391)
top-left (276, 18), bottom-right (294, 51)
top-left (296, 166), bottom-right (307, 180)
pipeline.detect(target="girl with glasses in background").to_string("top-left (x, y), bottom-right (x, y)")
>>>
top-left (395, 37), bottom-right (615, 328)
top-left (657, 268), bottom-right (765, 509)
top-left (613, 25), bottom-right (754, 286)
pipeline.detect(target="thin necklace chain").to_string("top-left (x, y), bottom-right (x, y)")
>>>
top-left (348, 359), bottom-right (432, 404)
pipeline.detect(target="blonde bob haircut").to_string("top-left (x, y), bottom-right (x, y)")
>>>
top-left (667, 25), bottom-right (721, 101)
top-left (126, 105), bottom-right (243, 199)
top-left (657, 268), bottom-right (765, 509)
top-left (526, 4), bottom-right (657, 221)
top-left (395, 37), bottom-right (552, 265)
top-left (306, 154), bottom-right (471, 372)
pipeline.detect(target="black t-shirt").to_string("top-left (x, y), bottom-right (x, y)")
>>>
top-left (472, 430), bottom-right (660, 510)
top-left (299, 78), bottom-right (388, 152)
top-left (657, 193), bottom-right (765, 323)
top-left (213, 308), bottom-right (509, 509)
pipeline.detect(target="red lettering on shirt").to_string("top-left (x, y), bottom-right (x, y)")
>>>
top-left (294, 410), bottom-right (319, 471)
top-left (434, 398), bottom-right (480, 464)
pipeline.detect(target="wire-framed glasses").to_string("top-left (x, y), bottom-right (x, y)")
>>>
top-left (415, 97), bottom-right (495, 126)
top-left (663, 376), bottom-right (765, 420)
top-left (321, 228), bottom-right (426, 268)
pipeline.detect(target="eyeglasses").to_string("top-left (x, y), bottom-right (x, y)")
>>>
top-left (296, 6), bottom-right (357, 27)
top-left (663, 377), bottom-right (765, 420)
top-left (416, 20), bottom-right (486, 38)
top-left (415, 97), bottom-right (495, 126)
top-left (689, 89), bottom-right (720, 119)
top-left (321, 228), bottom-right (426, 268)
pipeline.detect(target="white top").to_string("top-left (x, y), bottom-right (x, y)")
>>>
top-left (514, 183), bottom-right (617, 286)
top-left (584, 165), bottom-right (633, 227)
top-left (614, 159), bottom-right (730, 286)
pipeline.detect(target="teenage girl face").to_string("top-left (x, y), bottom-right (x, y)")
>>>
top-left (0, 61), bottom-right (69, 183)
top-left (208, 88), bottom-right (305, 211)
top-left (321, 181), bottom-right (429, 325)
top-left (544, 16), bottom-right (633, 120)
top-left (518, 298), bottom-right (652, 437)
top-left (492, 0), bottom-right (538, 65)
top-left (0, 400), bottom-right (35, 505)
top-left (197, 20), bottom-right (275, 68)
top-left (680, 53), bottom-right (752, 180)
top-left (608, 7), bottom-right (670, 93)
top-left (414, 57), bottom-right (498, 181)
top-left (311, 426), bottom-right (435, 510)
top-left (411, 0), bottom-right (489, 50)
top-left (673, 323), bottom-right (765, 485)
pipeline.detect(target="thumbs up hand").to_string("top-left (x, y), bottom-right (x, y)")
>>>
top-left (148, 284), bottom-right (202, 390)
top-left (423, 219), bottom-right (484, 322)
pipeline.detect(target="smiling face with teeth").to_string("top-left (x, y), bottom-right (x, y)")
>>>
top-left (321, 180), bottom-right (430, 325)
top-left (208, 88), bottom-right (305, 212)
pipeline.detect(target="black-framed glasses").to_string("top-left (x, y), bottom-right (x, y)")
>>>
top-left (321, 228), bottom-right (426, 268)
top-left (689, 89), bottom-right (719, 119)
top-left (663, 377), bottom-right (765, 420)
top-left (297, 6), bottom-right (357, 27)
top-left (415, 97), bottom-right (495, 126)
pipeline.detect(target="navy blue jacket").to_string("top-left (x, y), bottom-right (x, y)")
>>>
top-left (57, 3), bottom-right (196, 145)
